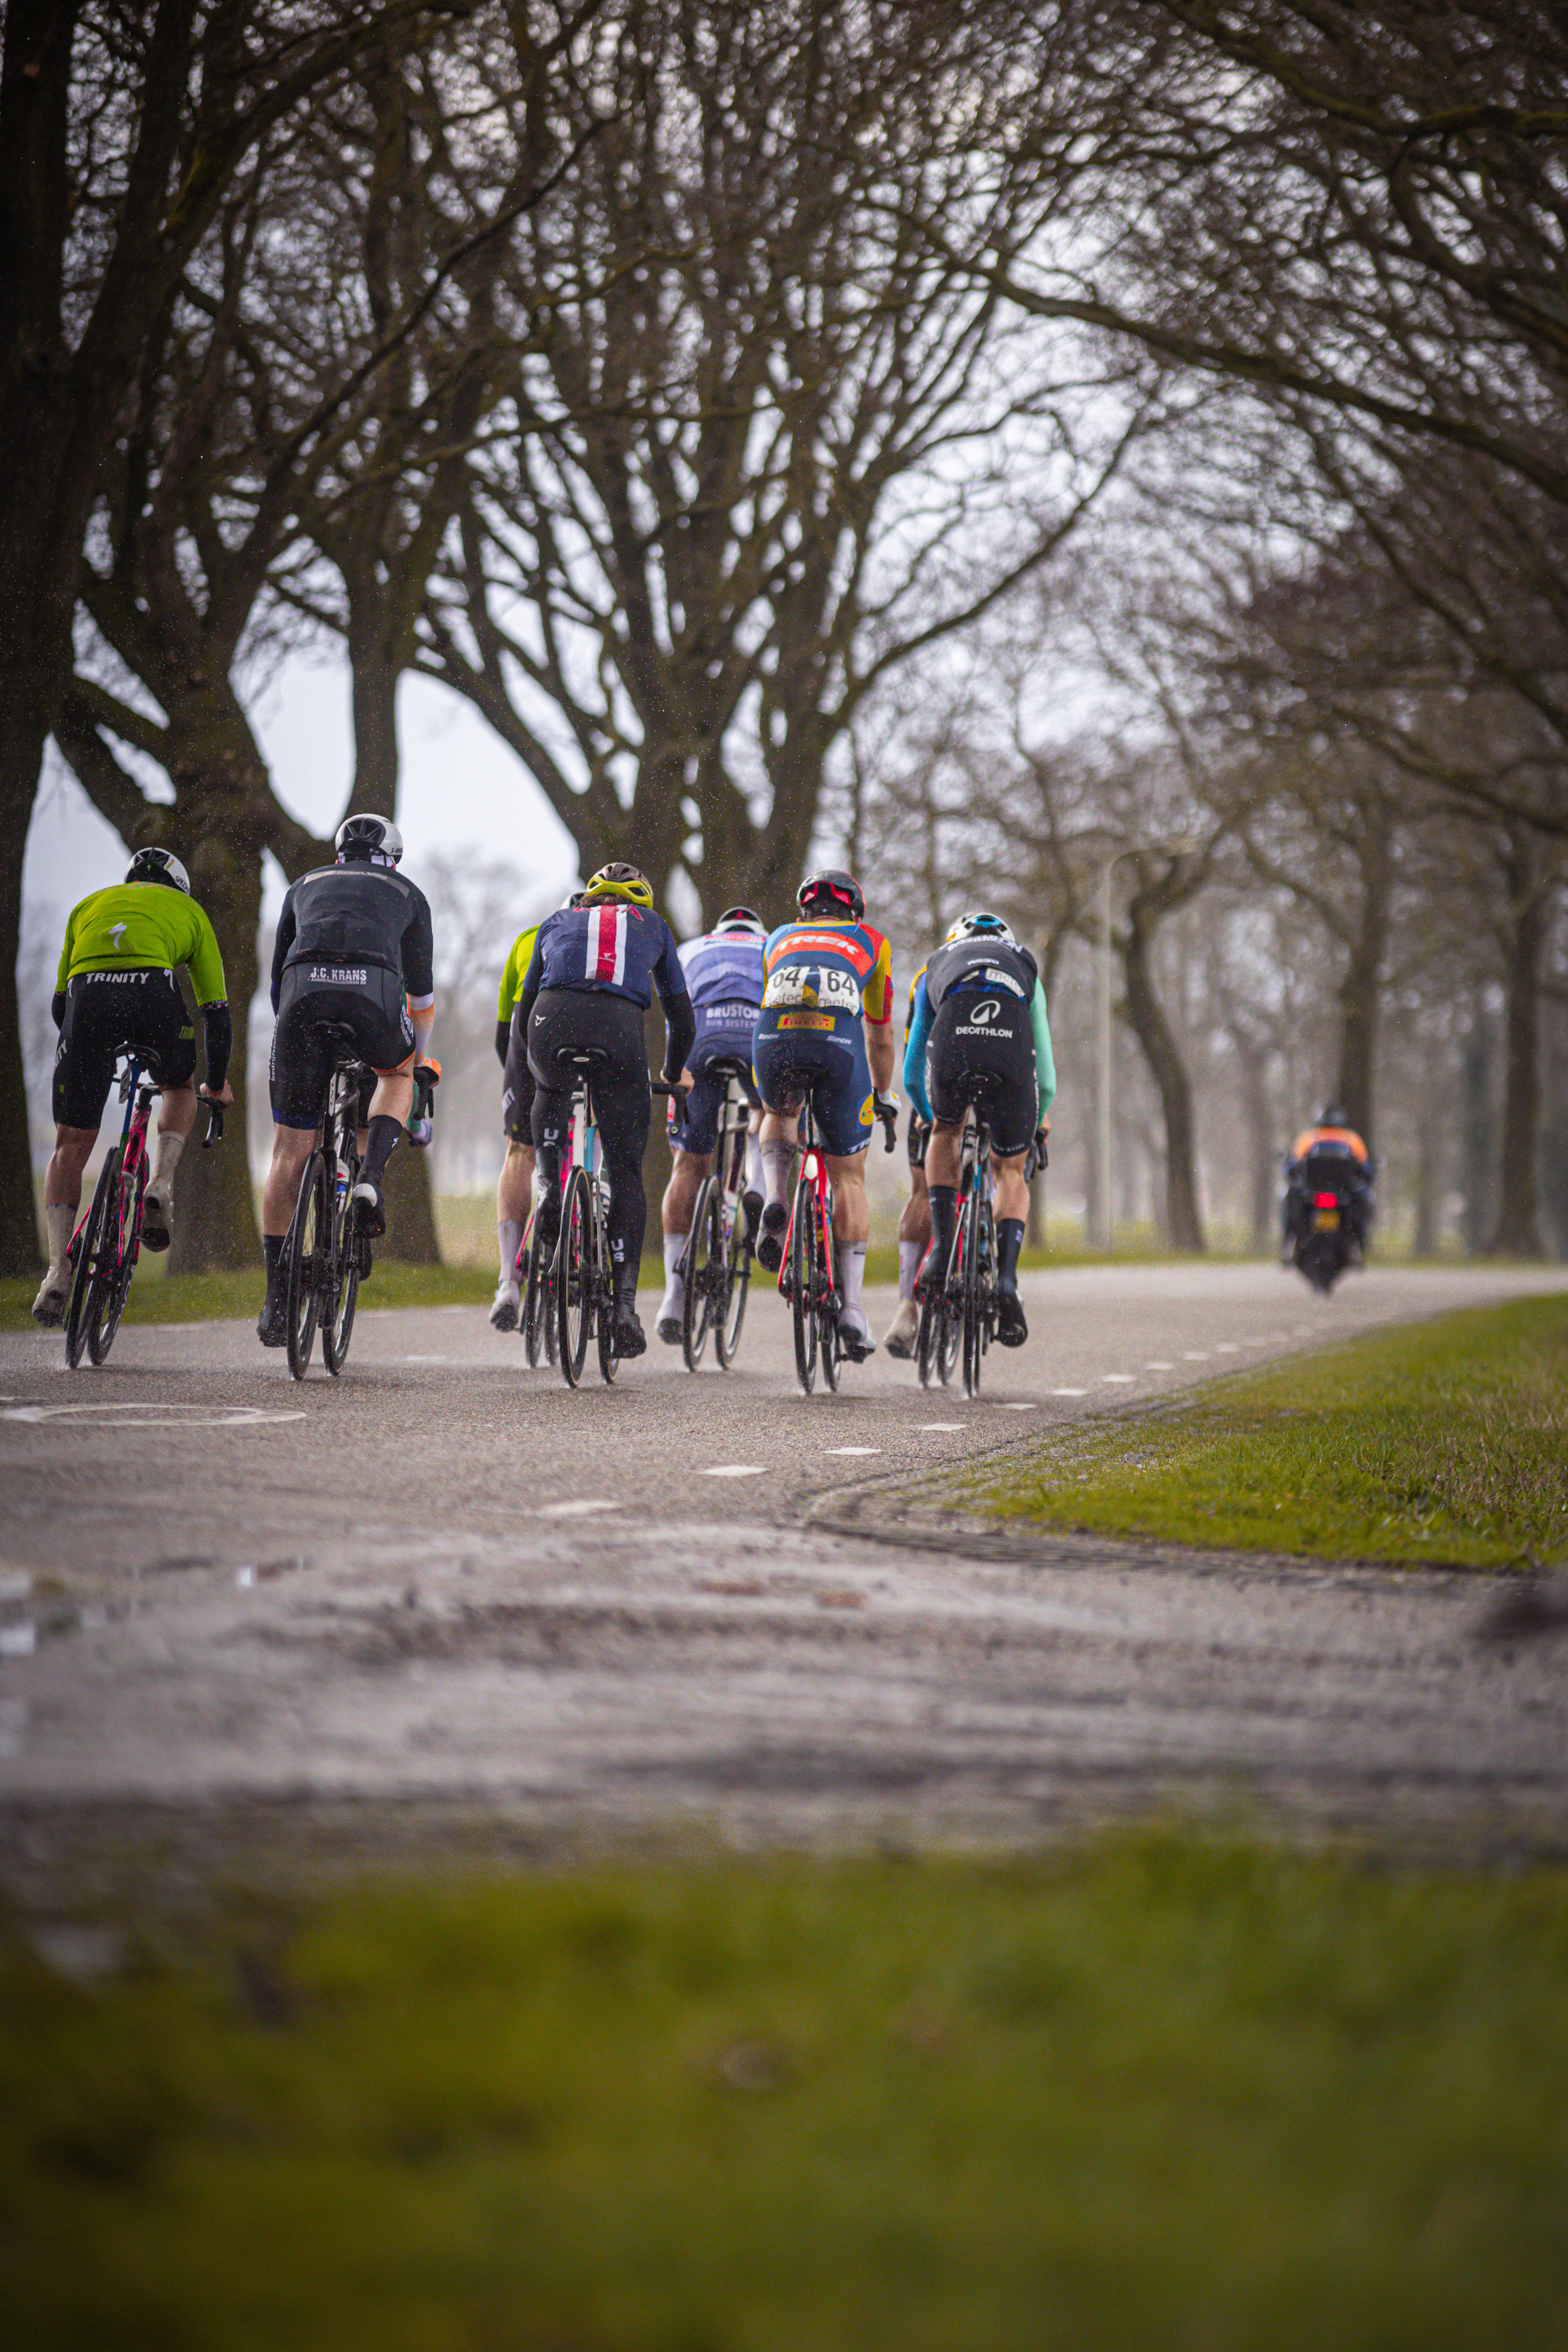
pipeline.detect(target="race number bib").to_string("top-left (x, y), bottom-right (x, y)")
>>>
top-left (764, 962), bottom-right (859, 1014)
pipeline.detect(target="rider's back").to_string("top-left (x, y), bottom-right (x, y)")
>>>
top-left (923, 935), bottom-right (1038, 1010)
top-left (278, 864), bottom-right (431, 984)
top-left (760, 914), bottom-right (893, 1025)
top-left (60, 882), bottom-right (223, 1000)
top-left (529, 901), bottom-right (685, 1006)
top-left (680, 927), bottom-right (764, 1009)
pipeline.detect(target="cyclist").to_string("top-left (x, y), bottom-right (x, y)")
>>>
top-left (34, 848), bottom-right (234, 1325)
top-left (257, 814), bottom-right (434, 1345)
top-left (514, 862), bottom-right (695, 1361)
top-left (752, 869), bottom-right (896, 1360)
top-left (905, 912), bottom-right (1054, 1348)
top-left (884, 960), bottom-right (932, 1359)
top-left (1282, 1101), bottom-right (1374, 1263)
top-left (655, 905), bottom-right (768, 1344)
top-left (488, 895), bottom-right (584, 1331)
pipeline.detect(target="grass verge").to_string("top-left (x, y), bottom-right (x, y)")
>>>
top-left (5, 1835), bottom-right (1568, 2348)
top-left (971, 1295), bottom-right (1568, 1570)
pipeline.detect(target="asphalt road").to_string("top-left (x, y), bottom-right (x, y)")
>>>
top-left (2, 1259), bottom-right (1566, 1864)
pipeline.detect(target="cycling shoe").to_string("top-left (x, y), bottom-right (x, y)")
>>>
top-left (883, 1297), bottom-right (918, 1358)
top-left (839, 1314), bottom-right (876, 1363)
top-left (32, 1272), bottom-right (68, 1329)
top-left (256, 1294), bottom-right (289, 1348)
top-left (613, 1309), bottom-right (648, 1359)
top-left (757, 1198), bottom-right (788, 1272)
top-left (140, 1181), bottom-right (172, 1252)
top-left (350, 1178), bottom-right (386, 1238)
top-left (996, 1289), bottom-right (1028, 1347)
top-left (490, 1278), bottom-right (521, 1333)
top-left (742, 1189), bottom-right (763, 1245)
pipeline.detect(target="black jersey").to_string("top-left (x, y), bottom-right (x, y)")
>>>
top-left (270, 864), bottom-right (435, 1010)
top-left (923, 935), bottom-right (1038, 1011)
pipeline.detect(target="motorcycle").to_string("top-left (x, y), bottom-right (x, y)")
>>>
top-left (1287, 1150), bottom-right (1363, 1294)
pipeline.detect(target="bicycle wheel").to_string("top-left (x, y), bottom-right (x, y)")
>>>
top-left (285, 1152), bottom-right (328, 1379)
top-left (915, 1276), bottom-right (940, 1388)
top-left (557, 1164), bottom-right (593, 1386)
top-left (789, 1176), bottom-right (817, 1395)
top-left (522, 1226), bottom-right (548, 1367)
top-left (818, 1208), bottom-right (841, 1392)
top-left (64, 1153), bottom-right (118, 1370)
top-left (715, 1195), bottom-right (751, 1369)
top-left (89, 1146), bottom-right (144, 1364)
top-left (937, 1221), bottom-right (962, 1387)
top-left (321, 1181), bottom-right (360, 1376)
top-left (682, 1174), bottom-right (721, 1371)
top-left (962, 1188), bottom-right (989, 1398)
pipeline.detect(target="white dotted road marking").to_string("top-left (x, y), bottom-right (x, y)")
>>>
top-left (0, 1624), bottom-right (37, 1657)
top-left (1000, 1401), bottom-right (1038, 1410)
top-left (403, 1353), bottom-right (448, 1363)
top-left (1102, 1373), bottom-right (1135, 1384)
top-left (825, 1446), bottom-right (881, 1456)
top-left (1049, 1386), bottom-right (1088, 1396)
top-left (538, 1499), bottom-right (615, 1519)
top-left (0, 1402), bottom-right (305, 1429)
top-left (1145, 1360), bottom-right (1174, 1370)
top-left (1214, 1343), bottom-right (1240, 1353)
top-left (702, 1465), bottom-right (769, 1479)
top-left (1180, 1350), bottom-right (1210, 1361)
top-left (921, 1423), bottom-right (964, 1432)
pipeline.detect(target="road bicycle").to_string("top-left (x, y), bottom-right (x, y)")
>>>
top-left (64, 1054), bottom-right (223, 1370)
top-left (552, 1054), bottom-right (676, 1388)
top-left (916, 1119), bottom-right (1044, 1399)
top-left (678, 1057), bottom-right (757, 1373)
top-left (775, 1084), bottom-right (896, 1396)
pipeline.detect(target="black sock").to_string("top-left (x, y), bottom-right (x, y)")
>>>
top-left (363, 1114), bottom-right (401, 1185)
top-left (263, 1232), bottom-right (285, 1300)
top-left (996, 1217), bottom-right (1025, 1294)
top-left (928, 1185), bottom-right (956, 1267)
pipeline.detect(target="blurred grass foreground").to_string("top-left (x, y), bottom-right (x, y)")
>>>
top-left (5, 1835), bottom-right (1568, 2347)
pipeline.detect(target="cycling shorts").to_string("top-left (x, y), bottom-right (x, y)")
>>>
top-left (270, 960), bottom-right (415, 1131)
top-left (906, 1103), bottom-right (932, 1172)
top-left (669, 1011), bottom-right (760, 1156)
top-left (925, 991), bottom-right (1036, 1158)
top-left (500, 1007), bottom-right (536, 1143)
top-left (53, 969), bottom-right (194, 1130)
top-left (753, 1012), bottom-right (873, 1157)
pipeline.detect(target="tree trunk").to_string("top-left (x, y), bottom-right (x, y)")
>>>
top-left (1488, 853), bottom-right (1548, 1258)
top-left (1120, 910), bottom-right (1206, 1253)
top-left (1334, 808), bottom-right (1391, 1139)
top-left (1460, 996), bottom-right (1495, 1257)
top-left (1230, 1028), bottom-right (1276, 1252)
top-left (169, 832), bottom-right (262, 1272)
top-left (0, 763), bottom-right (43, 1272)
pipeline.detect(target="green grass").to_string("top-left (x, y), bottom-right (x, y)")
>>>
top-left (5, 1835), bottom-right (1568, 2348)
top-left (0, 1260), bottom-right (499, 1331)
top-left (973, 1295), bottom-right (1568, 1570)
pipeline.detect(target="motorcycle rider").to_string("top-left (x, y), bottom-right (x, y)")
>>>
top-left (1281, 1102), bottom-right (1374, 1264)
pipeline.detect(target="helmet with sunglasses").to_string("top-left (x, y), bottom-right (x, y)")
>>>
top-left (125, 846), bottom-right (191, 894)
top-left (583, 862), bottom-right (655, 908)
top-left (796, 868), bottom-right (864, 922)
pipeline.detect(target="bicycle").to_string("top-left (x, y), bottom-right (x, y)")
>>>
top-left (775, 1083), bottom-right (896, 1396)
top-left (552, 1054), bottom-right (676, 1388)
top-left (916, 1120), bottom-right (1043, 1399)
top-left (64, 1055), bottom-right (223, 1370)
top-left (678, 1058), bottom-right (756, 1373)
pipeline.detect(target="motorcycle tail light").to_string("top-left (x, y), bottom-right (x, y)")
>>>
top-left (1312, 1191), bottom-right (1341, 1208)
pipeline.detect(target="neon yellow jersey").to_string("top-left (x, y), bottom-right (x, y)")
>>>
top-left (496, 924), bottom-right (543, 1026)
top-left (57, 884), bottom-right (227, 1005)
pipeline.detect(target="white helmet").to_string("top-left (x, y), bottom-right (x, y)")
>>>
top-left (945, 910), bottom-right (1015, 946)
top-left (125, 846), bottom-right (190, 893)
top-left (715, 904), bottom-right (767, 935)
top-left (335, 812), bottom-right (404, 866)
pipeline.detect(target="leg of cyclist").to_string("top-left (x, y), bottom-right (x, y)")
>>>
top-left (492, 1013), bottom-right (535, 1330)
top-left (351, 1062), bottom-right (415, 1237)
top-left (596, 1076), bottom-right (654, 1356)
top-left (884, 1112), bottom-right (931, 1356)
top-left (924, 1118), bottom-right (964, 1282)
top-left (36, 1125), bottom-right (98, 1325)
top-left (754, 1106), bottom-right (799, 1273)
top-left (825, 1145), bottom-right (875, 1355)
top-left (659, 1144), bottom-right (711, 1342)
top-left (990, 1147), bottom-right (1032, 1345)
top-left (140, 1081), bottom-right (196, 1252)
top-left (259, 975), bottom-right (336, 1345)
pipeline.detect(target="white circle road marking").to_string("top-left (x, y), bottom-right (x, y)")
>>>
top-left (702, 1465), bottom-right (769, 1479)
top-left (0, 1402), bottom-right (305, 1428)
top-left (825, 1446), bottom-right (881, 1456)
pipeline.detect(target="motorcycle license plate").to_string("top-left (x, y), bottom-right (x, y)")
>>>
top-left (1313, 1209), bottom-right (1340, 1232)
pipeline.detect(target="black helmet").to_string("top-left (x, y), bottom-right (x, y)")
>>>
top-left (796, 868), bottom-right (864, 921)
top-left (1317, 1102), bottom-right (1350, 1129)
top-left (716, 905), bottom-right (766, 935)
top-left (125, 846), bottom-right (190, 893)
top-left (336, 813), bottom-right (404, 866)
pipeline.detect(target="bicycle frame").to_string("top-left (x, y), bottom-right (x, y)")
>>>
top-left (678, 1068), bottom-right (756, 1373)
top-left (778, 1099), bottom-right (842, 1394)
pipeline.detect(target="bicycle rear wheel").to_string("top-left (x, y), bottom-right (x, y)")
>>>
top-left (961, 1186), bottom-right (986, 1398)
top-left (715, 1196), bottom-right (751, 1369)
top-left (321, 1182), bottom-right (359, 1376)
top-left (64, 1153), bottom-right (118, 1370)
top-left (789, 1176), bottom-right (817, 1395)
top-left (522, 1219), bottom-right (548, 1366)
top-left (682, 1175), bottom-right (721, 1371)
top-left (818, 1210), bottom-right (841, 1392)
top-left (557, 1164), bottom-right (592, 1386)
top-left (285, 1152), bottom-right (328, 1380)
top-left (937, 1218), bottom-right (963, 1386)
top-left (89, 1146), bottom-right (144, 1364)
top-left (915, 1276), bottom-right (940, 1388)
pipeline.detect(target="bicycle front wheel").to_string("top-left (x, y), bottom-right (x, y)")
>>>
top-left (322, 1180), bottom-right (359, 1376)
top-left (557, 1165), bottom-right (593, 1386)
top-left (818, 1210), bottom-right (841, 1392)
top-left (596, 1201), bottom-right (619, 1385)
top-left (285, 1152), bottom-right (328, 1380)
top-left (961, 1187), bottom-right (988, 1399)
top-left (64, 1152), bottom-right (118, 1370)
top-left (682, 1175), bottom-right (721, 1371)
top-left (522, 1224), bottom-right (548, 1367)
top-left (790, 1176), bottom-right (817, 1394)
top-left (715, 1195), bottom-right (751, 1369)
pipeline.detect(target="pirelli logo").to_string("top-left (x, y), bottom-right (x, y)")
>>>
top-left (778, 1011), bottom-right (834, 1031)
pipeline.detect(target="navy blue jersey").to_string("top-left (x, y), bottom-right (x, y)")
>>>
top-left (677, 927), bottom-right (765, 1013)
top-left (524, 899), bottom-right (689, 1012)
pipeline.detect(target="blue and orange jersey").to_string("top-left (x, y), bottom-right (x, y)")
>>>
top-left (759, 916), bottom-right (895, 1033)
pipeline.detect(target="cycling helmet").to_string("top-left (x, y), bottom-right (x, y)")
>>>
top-left (945, 910), bottom-right (1015, 946)
top-left (716, 905), bottom-right (766, 935)
top-left (796, 868), bottom-right (864, 921)
top-left (336, 812), bottom-right (404, 866)
top-left (125, 847), bottom-right (190, 894)
top-left (583, 862), bottom-right (654, 907)
top-left (1317, 1101), bottom-right (1350, 1129)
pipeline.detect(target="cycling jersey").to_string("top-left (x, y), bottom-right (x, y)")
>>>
top-left (904, 939), bottom-right (1056, 1127)
top-left (57, 883), bottom-right (226, 1006)
top-left (270, 864), bottom-right (435, 1011)
top-left (678, 926), bottom-right (765, 1014)
top-left (522, 901), bottom-right (689, 1013)
top-left (758, 916), bottom-right (894, 1033)
top-left (497, 924), bottom-right (543, 1030)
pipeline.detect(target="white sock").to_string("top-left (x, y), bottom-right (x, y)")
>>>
top-left (744, 1136), bottom-right (764, 1196)
top-left (662, 1232), bottom-right (688, 1291)
top-left (44, 1202), bottom-right (74, 1279)
top-left (840, 1240), bottom-right (867, 1325)
top-left (498, 1218), bottom-right (523, 1283)
top-left (151, 1127), bottom-right (185, 1189)
top-left (898, 1240), bottom-right (922, 1301)
top-left (761, 1140), bottom-right (793, 1207)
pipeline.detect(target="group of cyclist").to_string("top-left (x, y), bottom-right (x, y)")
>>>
top-left (35, 823), bottom-right (1059, 1369)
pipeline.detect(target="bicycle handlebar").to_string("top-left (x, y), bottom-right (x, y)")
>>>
top-left (201, 1102), bottom-right (224, 1148)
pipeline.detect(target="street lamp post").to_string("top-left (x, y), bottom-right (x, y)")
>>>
top-left (1094, 836), bottom-right (1198, 1251)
